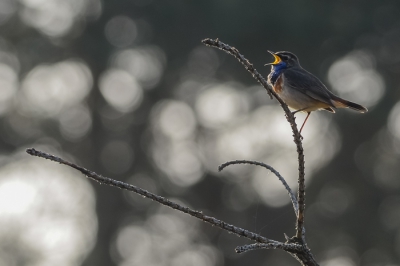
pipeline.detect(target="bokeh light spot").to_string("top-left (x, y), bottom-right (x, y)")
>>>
top-left (116, 225), bottom-right (151, 261)
top-left (328, 50), bottom-right (385, 108)
top-left (171, 249), bottom-right (215, 266)
top-left (99, 69), bottom-right (143, 113)
top-left (152, 100), bottom-right (197, 140)
top-left (58, 104), bottom-right (92, 141)
top-left (112, 47), bottom-right (166, 89)
top-left (19, 60), bottom-right (93, 118)
top-left (0, 152), bottom-right (97, 266)
top-left (105, 15), bottom-right (137, 48)
top-left (114, 206), bottom-right (220, 266)
top-left (151, 142), bottom-right (203, 187)
top-left (321, 256), bottom-right (356, 266)
top-left (0, 179), bottom-right (37, 215)
top-left (195, 84), bottom-right (249, 129)
top-left (0, 63), bottom-right (18, 115)
top-left (20, 0), bottom-right (102, 37)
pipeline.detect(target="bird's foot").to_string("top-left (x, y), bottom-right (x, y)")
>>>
top-left (298, 129), bottom-right (304, 140)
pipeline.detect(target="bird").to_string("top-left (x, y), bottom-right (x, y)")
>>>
top-left (266, 51), bottom-right (368, 133)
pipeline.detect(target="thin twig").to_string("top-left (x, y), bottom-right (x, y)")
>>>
top-left (235, 242), bottom-right (303, 254)
top-left (219, 160), bottom-right (298, 214)
top-left (26, 148), bottom-right (282, 245)
top-left (202, 38), bottom-right (306, 240)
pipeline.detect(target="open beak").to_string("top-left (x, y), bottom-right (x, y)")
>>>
top-left (264, 50), bottom-right (281, 66)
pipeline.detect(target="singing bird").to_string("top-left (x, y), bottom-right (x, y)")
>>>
top-left (266, 51), bottom-right (368, 133)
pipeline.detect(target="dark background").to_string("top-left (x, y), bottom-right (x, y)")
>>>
top-left (0, 0), bottom-right (399, 265)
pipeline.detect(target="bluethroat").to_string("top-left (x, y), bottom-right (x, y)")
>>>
top-left (266, 51), bottom-right (368, 133)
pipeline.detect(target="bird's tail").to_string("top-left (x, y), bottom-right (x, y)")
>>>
top-left (331, 96), bottom-right (368, 113)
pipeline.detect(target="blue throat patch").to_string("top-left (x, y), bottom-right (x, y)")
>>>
top-left (270, 62), bottom-right (287, 85)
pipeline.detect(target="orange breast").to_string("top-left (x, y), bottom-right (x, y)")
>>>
top-left (273, 75), bottom-right (283, 93)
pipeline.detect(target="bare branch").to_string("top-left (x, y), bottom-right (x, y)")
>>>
top-left (26, 148), bottom-right (282, 245)
top-left (235, 242), bottom-right (303, 254)
top-left (26, 39), bottom-right (318, 266)
top-left (219, 160), bottom-right (298, 214)
top-left (202, 38), bottom-right (306, 240)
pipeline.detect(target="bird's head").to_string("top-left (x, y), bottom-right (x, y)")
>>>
top-left (265, 51), bottom-right (300, 68)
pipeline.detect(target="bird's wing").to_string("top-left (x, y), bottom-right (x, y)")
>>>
top-left (283, 68), bottom-right (335, 107)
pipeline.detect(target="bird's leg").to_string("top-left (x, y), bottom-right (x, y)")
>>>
top-left (291, 108), bottom-right (310, 136)
top-left (299, 112), bottom-right (311, 133)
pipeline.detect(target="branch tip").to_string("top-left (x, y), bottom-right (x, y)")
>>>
top-left (26, 148), bottom-right (38, 156)
top-left (201, 38), bottom-right (217, 46)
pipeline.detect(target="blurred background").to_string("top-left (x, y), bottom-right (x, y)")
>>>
top-left (0, 0), bottom-right (399, 265)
